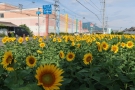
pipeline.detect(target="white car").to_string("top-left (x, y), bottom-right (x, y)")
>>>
top-left (74, 32), bottom-right (79, 35)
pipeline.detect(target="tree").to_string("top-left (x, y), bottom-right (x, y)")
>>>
top-left (19, 24), bottom-right (33, 36)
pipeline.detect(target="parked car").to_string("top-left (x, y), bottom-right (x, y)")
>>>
top-left (8, 27), bottom-right (29, 37)
top-left (74, 32), bottom-right (79, 35)
top-left (83, 32), bottom-right (91, 35)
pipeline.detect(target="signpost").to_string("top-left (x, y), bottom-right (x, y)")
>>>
top-left (36, 9), bottom-right (41, 36)
top-left (43, 5), bottom-right (52, 14)
top-left (43, 5), bottom-right (52, 36)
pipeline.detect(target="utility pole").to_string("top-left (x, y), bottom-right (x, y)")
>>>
top-left (19, 4), bottom-right (23, 25)
top-left (54, 0), bottom-right (60, 35)
top-left (102, 0), bottom-right (105, 34)
top-left (105, 17), bottom-right (108, 33)
top-left (105, 17), bottom-right (108, 28)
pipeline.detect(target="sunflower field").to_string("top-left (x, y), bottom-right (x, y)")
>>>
top-left (1, 34), bottom-right (135, 90)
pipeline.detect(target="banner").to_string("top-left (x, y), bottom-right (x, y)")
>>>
top-left (76, 19), bottom-right (78, 32)
top-left (65, 14), bottom-right (68, 33)
top-left (79, 20), bottom-right (82, 33)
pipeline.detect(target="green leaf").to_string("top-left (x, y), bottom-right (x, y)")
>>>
top-left (92, 75), bottom-right (100, 82)
top-left (14, 83), bottom-right (42, 90)
top-left (78, 69), bottom-right (89, 73)
top-left (62, 78), bottom-right (72, 85)
top-left (79, 84), bottom-right (90, 90)
top-left (0, 65), bottom-right (4, 75)
top-left (18, 78), bottom-right (24, 85)
top-left (130, 87), bottom-right (135, 90)
top-left (118, 73), bottom-right (130, 82)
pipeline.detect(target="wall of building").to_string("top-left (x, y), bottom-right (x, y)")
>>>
top-left (0, 3), bottom-right (85, 36)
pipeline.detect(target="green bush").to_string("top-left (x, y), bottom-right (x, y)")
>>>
top-left (19, 24), bottom-right (33, 36)
top-left (0, 33), bottom-right (6, 37)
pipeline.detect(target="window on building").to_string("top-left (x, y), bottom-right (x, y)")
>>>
top-left (0, 13), bottom-right (4, 18)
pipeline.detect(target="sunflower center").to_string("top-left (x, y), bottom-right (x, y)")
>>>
top-left (122, 44), bottom-right (125, 46)
top-left (103, 44), bottom-right (106, 48)
top-left (29, 58), bottom-right (35, 64)
top-left (60, 53), bottom-right (62, 57)
top-left (113, 47), bottom-right (116, 51)
top-left (98, 45), bottom-right (100, 49)
top-left (128, 43), bottom-right (132, 46)
top-left (42, 73), bottom-right (55, 86)
top-left (6, 56), bottom-right (12, 64)
top-left (86, 56), bottom-right (91, 62)
top-left (68, 54), bottom-right (73, 59)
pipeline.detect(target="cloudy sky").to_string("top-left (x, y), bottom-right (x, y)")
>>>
top-left (0, 0), bottom-right (135, 30)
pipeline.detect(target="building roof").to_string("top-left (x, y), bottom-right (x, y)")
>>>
top-left (0, 21), bottom-right (18, 27)
top-left (0, 3), bottom-right (19, 9)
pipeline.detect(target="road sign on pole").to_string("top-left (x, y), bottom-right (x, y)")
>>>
top-left (36, 9), bottom-right (41, 36)
top-left (43, 5), bottom-right (52, 14)
top-left (43, 5), bottom-right (52, 36)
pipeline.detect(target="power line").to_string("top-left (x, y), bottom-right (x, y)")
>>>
top-left (76, 0), bottom-right (102, 23)
top-left (84, 0), bottom-right (100, 11)
top-left (59, 2), bottom-right (82, 18)
top-left (89, 0), bottom-right (100, 10)
top-left (59, 2), bottom-right (91, 23)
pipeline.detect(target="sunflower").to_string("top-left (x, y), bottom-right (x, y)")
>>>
top-left (59, 51), bottom-right (65, 59)
top-left (7, 38), bottom-right (12, 42)
top-left (111, 45), bottom-right (119, 53)
top-left (76, 43), bottom-right (81, 48)
top-left (43, 36), bottom-right (46, 39)
top-left (101, 41), bottom-right (109, 51)
top-left (66, 52), bottom-right (75, 62)
top-left (53, 38), bottom-right (56, 42)
top-left (96, 42), bottom-right (100, 45)
top-left (97, 43), bottom-right (102, 52)
top-left (71, 42), bottom-right (75, 46)
top-left (121, 42), bottom-right (126, 48)
top-left (11, 37), bottom-right (16, 42)
top-left (37, 50), bottom-right (43, 54)
top-left (25, 37), bottom-right (29, 41)
top-left (126, 41), bottom-right (134, 48)
top-left (64, 37), bottom-right (69, 42)
top-left (33, 35), bottom-right (37, 39)
top-left (40, 43), bottom-right (46, 48)
top-left (57, 37), bottom-right (62, 42)
top-left (5, 66), bottom-right (14, 71)
top-left (39, 37), bottom-right (43, 43)
top-left (83, 53), bottom-right (93, 65)
top-left (2, 37), bottom-right (8, 44)
top-left (1, 51), bottom-right (13, 67)
top-left (18, 37), bottom-right (24, 43)
top-left (26, 56), bottom-right (37, 68)
top-left (35, 64), bottom-right (64, 90)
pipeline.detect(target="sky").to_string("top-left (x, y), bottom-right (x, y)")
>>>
top-left (0, 0), bottom-right (135, 30)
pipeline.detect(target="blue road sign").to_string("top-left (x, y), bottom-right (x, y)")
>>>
top-left (43, 5), bottom-right (52, 14)
top-left (36, 11), bottom-right (41, 15)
